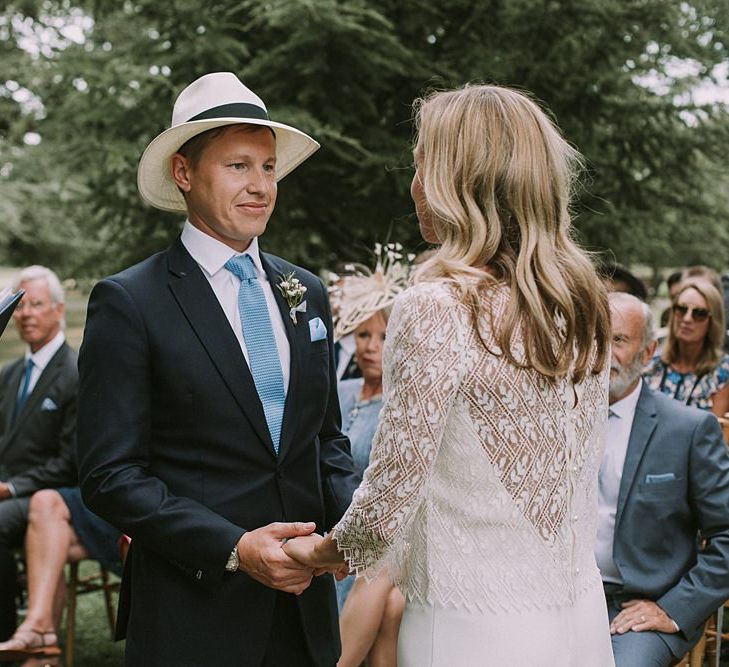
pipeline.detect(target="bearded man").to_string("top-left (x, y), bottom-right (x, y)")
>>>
top-left (597, 291), bottom-right (729, 666)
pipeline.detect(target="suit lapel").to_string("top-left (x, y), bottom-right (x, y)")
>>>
top-left (615, 382), bottom-right (657, 529)
top-left (11, 345), bottom-right (65, 434)
top-left (0, 360), bottom-right (24, 434)
top-left (166, 238), bottom-right (276, 457)
top-left (260, 253), bottom-right (303, 461)
top-left (0, 360), bottom-right (25, 460)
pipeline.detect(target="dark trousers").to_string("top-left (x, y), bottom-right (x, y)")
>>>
top-left (262, 592), bottom-right (321, 667)
top-left (0, 548), bottom-right (16, 641)
top-left (0, 497), bottom-right (31, 640)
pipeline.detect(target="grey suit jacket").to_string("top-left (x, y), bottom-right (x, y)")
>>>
top-left (611, 381), bottom-right (729, 656)
top-left (0, 342), bottom-right (78, 495)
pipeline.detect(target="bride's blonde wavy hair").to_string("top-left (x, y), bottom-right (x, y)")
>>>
top-left (412, 84), bottom-right (609, 382)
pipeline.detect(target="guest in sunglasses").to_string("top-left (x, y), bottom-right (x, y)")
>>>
top-left (645, 277), bottom-right (729, 416)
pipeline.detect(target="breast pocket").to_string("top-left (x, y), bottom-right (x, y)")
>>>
top-left (300, 341), bottom-right (330, 404)
top-left (38, 399), bottom-right (62, 428)
top-left (637, 477), bottom-right (686, 500)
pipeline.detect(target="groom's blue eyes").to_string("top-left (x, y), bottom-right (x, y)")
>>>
top-left (229, 162), bottom-right (275, 173)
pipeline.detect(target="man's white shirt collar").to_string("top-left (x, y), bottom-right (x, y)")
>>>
top-left (24, 329), bottom-right (65, 371)
top-left (609, 378), bottom-right (643, 421)
top-left (181, 220), bottom-right (266, 279)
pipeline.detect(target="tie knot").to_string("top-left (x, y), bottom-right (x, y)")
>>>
top-left (225, 254), bottom-right (257, 282)
top-left (25, 358), bottom-right (34, 373)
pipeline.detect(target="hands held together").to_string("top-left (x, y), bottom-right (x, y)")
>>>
top-left (236, 521), bottom-right (347, 596)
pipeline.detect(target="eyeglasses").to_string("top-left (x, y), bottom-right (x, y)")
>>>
top-left (14, 299), bottom-right (50, 314)
top-left (672, 303), bottom-right (711, 322)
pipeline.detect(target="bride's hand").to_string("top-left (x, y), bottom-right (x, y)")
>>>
top-left (281, 534), bottom-right (324, 568)
top-left (282, 533), bottom-right (346, 572)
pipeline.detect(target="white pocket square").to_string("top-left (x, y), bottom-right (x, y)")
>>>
top-left (41, 397), bottom-right (58, 411)
top-left (309, 317), bottom-right (327, 342)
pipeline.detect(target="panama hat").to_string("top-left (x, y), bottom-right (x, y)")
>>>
top-left (137, 72), bottom-right (320, 213)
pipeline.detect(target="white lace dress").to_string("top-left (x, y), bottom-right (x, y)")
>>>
top-left (332, 281), bottom-right (615, 667)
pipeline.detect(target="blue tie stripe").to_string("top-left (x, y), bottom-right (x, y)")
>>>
top-left (14, 358), bottom-right (34, 422)
top-left (225, 254), bottom-right (286, 454)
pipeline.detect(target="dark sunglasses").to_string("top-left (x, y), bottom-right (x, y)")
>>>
top-left (672, 303), bottom-right (711, 322)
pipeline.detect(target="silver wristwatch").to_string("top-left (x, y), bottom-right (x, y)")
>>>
top-left (225, 546), bottom-right (240, 572)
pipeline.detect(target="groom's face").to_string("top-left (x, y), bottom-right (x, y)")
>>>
top-left (171, 125), bottom-right (278, 252)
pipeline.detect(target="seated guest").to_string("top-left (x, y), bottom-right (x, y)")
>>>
top-left (644, 277), bottom-right (729, 416)
top-left (598, 263), bottom-right (648, 301)
top-left (599, 292), bottom-right (729, 666)
top-left (683, 264), bottom-right (721, 290)
top-left (0, 266), bottom-right (77, 640)
top-left (327, 272), bottom-right (360, 382)
top-left (658, 270), bottom-right (684, 329)
top-left (681, 265), bottom-right (729, 353)
top-left (0, 488), bottom-right (122, 661)
top-left (331, 244), bottom-right (409, 667)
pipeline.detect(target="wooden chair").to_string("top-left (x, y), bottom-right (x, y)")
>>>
top-left (64, 560), bottom-right (120, 667)
top-left (703, 603), bottom-right (729, 667)
top-left (676, 621), bottom-right (708, 667)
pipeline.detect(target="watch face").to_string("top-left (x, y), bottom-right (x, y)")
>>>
top-left (226, 548), bottom-right (239, 572)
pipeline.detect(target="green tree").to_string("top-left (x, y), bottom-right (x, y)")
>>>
top-left (1, 0), bottom-right (728, 278)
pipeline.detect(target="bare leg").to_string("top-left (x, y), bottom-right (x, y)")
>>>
top-left (367, 586), bottom-right (405, 667)
top-left (337, 571), bottom-right (394, 667)
top-left (50, 570), bottom-right (66, 633)
top-left (0, 490), bottom-right (86, 650)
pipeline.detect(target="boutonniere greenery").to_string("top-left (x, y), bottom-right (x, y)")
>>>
top-left (277, 272), bottom-right (307, 324)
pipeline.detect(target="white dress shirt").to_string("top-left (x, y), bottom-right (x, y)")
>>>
top-left (19, 329), bottom-right (66, 398)
top-left (180, 221), bottom-right (290, 394)
top-left (335, 333), bottom-right (356, 380)
top-left (595, 379), bottom-right (643, 584)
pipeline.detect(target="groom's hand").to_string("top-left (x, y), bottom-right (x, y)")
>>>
top-left (281, 533), bottom-right (324, 568)
top-left (237, 522), bottom-right (317, 595)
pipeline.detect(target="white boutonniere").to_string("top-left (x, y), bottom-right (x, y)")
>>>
top-left (277, 271), bottom-right (307, 324)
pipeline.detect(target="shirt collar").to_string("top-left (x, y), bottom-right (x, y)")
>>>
top-left (181, 220), bottom-right (265, 278)
top-left (25, 329), bottom-right (65, 371)
top-left (610, 378), bottom-right (642, 420)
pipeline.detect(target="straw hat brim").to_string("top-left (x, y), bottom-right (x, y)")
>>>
top-left (137, 118), bottom-right (320, 213)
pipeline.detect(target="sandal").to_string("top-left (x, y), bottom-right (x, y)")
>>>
top-left (0, 629), bottom-right (61, 661)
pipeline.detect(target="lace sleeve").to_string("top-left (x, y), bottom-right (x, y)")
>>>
top-left (331, 282), bottom-right (470, 578)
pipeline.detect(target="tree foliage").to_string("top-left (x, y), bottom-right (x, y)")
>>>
top-left (0, 0), bottom-right (728, 278)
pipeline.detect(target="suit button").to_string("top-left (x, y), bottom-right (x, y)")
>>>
top-left (276, 469), bottom-right (283, 480)
top-left (196, 570), bottom-right (203, 580)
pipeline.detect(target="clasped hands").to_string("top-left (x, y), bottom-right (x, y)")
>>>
top-left (236, 521), bottom-right (347, 596)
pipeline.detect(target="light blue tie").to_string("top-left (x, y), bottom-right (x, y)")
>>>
top-left (14, 358), bottom-right (34, 423)
top-left (225, 254), bottom-right (285, 454)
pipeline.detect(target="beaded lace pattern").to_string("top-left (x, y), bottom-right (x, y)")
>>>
top-left (332, 281), bottom-right (609, 613)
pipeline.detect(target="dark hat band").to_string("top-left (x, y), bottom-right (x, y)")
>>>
top-left (187, 102), bottom-right (269, 122)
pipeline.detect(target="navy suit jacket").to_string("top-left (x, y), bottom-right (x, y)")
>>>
top-left (0, 343), bottom-right (77, 495)
top-left (610, 381), bottom-right (729, 656)
top-left (77, 237), bottom-right (359, 666)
